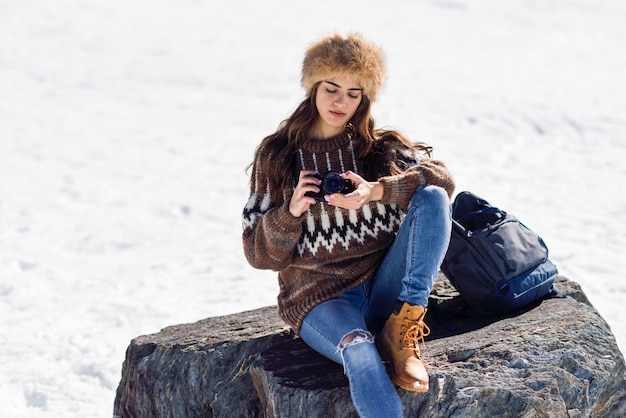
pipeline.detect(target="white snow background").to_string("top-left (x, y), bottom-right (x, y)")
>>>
top-left (1, 0), bottom-right (625, 416)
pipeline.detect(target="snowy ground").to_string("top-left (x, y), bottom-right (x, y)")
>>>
top-left (1, 0), bottom-right (625, 416)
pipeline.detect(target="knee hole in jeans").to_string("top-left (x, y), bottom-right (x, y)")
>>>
top-left (340, 330), bottom-right (374, 348)
top-left (338, 329), bottom-right (375, 375)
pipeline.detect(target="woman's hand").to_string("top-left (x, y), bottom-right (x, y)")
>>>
top-left (325, 171), bottom-right (383, 210)
top-left (289, 170), bottom-right (321, 217)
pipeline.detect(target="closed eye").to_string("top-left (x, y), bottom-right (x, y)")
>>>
top-left (325, 87), bottom-right (361, 100)
top-left (324, 81), bottom-right (362, 100)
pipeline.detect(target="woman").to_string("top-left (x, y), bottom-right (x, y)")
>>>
top-left (242, 33), bottom-right (454, 417)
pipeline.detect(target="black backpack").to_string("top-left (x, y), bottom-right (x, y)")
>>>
top-left (441, 191), bottom-right (558, 316)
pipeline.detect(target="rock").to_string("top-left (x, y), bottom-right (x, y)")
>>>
top-left (113, 306), bottom-right (294, 418)
top-left (113, 277), bottom-right (626, 417)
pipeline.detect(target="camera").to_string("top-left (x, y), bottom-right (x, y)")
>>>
top-left (305, 171), bottom-right (356, 202)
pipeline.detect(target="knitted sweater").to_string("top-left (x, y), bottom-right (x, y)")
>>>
top-left (242, 128), bottom-right (455, 334)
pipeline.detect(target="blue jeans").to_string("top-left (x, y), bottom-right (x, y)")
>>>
top-left (299, 185), bottom-right (452, 418)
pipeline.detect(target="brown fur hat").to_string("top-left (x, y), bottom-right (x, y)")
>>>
top-left (301, 33), bottom-right (386, 102)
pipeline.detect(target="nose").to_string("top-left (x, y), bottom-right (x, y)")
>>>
top-left (334, 92), bottom-right (347, 106)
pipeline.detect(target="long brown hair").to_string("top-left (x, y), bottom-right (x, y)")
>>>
top-left (247, 82), bottom-right (431, 204)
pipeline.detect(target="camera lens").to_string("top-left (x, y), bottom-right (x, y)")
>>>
top-left (323, 172), bottom-right (344, 193)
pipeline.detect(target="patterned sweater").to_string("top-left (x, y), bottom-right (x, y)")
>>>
top-left (242, 128), bottom-right (455, 334)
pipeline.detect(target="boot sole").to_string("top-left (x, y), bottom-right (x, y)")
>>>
top-left (390, 372), bottom-right (429, 393)
top-left (377, 339), bottom-right (429, 393)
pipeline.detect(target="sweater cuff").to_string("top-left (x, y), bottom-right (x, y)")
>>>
top-left (379, 171), bottom-right (425, 206)
top-left (271, 203), bottom-right (303, 232)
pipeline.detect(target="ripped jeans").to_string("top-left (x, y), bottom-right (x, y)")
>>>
top-left (299, 185), bottom-right (452, 418)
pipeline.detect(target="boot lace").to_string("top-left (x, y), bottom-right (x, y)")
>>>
top-left (401, 320), bottom-right (431, 356)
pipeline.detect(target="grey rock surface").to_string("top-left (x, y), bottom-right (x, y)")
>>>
top-left (114, 277), bottom-right (626, 417)
top-left (114, 306), bottom-right (293, 418)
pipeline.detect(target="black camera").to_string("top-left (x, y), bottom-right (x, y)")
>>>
top-left (305, 171), bottom-right (356, 202)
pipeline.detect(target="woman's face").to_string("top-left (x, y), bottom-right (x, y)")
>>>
top-left (312, 75), bottom-right (363, 139)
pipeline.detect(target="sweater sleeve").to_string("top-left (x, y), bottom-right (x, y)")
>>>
top-left (378, 158), bottom-right (455, 209)
top-left (242, 153), bottom-right (302, 272)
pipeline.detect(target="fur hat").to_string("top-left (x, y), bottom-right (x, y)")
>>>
top-left (301, 33), bottom-right (386, 102)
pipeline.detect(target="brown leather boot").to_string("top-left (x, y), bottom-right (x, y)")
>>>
top-left (377, 301), bottom-right (431, 392)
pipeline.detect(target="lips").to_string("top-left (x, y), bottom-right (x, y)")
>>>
top-left (330, 110), bottom-right (346, 118)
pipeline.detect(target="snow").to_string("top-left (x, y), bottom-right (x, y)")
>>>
top-left (1, 0), bottom-right (625, 416)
